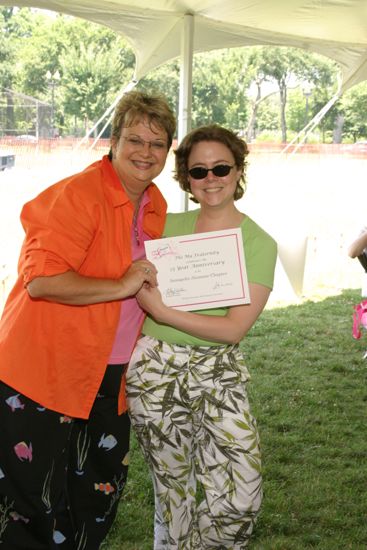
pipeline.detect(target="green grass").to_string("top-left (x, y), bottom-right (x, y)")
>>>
top-left (104, 289), bottom-right (367, 549)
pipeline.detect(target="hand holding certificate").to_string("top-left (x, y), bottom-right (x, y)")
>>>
top-left (144, 228), bottom-right (250, 311)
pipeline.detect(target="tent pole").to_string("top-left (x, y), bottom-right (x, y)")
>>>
top-left (178, 13), bottom-right (194, 212)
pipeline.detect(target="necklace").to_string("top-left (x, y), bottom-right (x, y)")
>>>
top-left (132, 199), bottom-right (142, 245)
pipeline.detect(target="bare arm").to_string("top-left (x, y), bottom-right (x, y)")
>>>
top-left (348, 230), bottom-right (367, 258)
top-left (137, 282), bottom-right (271, 344)
top-left (27, 259), bottom-right (158, 305)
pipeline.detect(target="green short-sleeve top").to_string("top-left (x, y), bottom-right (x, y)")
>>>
top-left (142, 209), bottom-right (277, 346)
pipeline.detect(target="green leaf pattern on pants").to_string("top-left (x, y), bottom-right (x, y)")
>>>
top-left (127, 336), bottom-right (262, 549)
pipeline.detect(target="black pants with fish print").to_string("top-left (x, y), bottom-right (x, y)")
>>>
top-left (0, 364), bottom-right (130, 550)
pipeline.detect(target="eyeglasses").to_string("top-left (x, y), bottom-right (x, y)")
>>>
top-left (188, 164), bottom-right (234, 180)
top-left (122, 135), bottom-right (168, 151)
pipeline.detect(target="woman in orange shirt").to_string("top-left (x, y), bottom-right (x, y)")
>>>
top-left (0, 90), bottom-right (175, 549)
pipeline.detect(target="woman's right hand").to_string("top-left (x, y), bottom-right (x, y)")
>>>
top-left (27, 261), bottom-right (158, 305)
top-left (119, 259), bottom-right (158, 297)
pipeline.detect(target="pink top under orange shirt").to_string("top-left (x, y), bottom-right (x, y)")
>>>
top-left (108, 192), bottom-right (150, 364)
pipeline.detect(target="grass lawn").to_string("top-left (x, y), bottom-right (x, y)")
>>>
top-left (104, 288), bottom-right (367, 549)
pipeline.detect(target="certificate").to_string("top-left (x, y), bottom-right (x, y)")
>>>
top-left (144, 228), bottom-right (250, 311)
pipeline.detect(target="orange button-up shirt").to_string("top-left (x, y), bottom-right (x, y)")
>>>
top-left (0, 156), bottom-right (166, 419)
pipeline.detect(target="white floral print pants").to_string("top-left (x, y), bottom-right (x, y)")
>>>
top-left (126, 336), bottom-right (262, 550)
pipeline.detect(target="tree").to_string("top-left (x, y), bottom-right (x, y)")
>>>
top-left (0, 7), bottom-right (38, 134)
top-left (57, 17), bottom-right (135, 135)
top-left (300, 53), bottom-right (339, 142)
top-left (138, 59), bottom-right (180, 120)
top-left (191, 49), bottom-right (249, 129)
top-left (10, 11), bottom-right (135, 136)
top-left (244, 48), bottom-right (276, 141)
top-left (139, 48), bottom-right (250, 132)
top-left (340, 81), bottom-right (367, 141)
top-left (246, 46), bottom-right (338, 143)
top-left (60, 41), bottom-right (131, 135)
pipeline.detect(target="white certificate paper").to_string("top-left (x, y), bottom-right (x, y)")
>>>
top-left (144, 228), bottom-right (250, 311)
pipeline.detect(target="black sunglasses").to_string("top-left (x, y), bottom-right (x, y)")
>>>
top-left (188, 164), bottom-right (234, 180)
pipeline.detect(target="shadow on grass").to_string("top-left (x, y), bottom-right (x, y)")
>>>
top-left (105, 289), bottom-right (367, 550)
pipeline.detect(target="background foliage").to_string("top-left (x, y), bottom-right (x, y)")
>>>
top-left (1, 7), bottom-right (367, 142)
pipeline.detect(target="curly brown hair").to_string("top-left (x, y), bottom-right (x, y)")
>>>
top-left (174, 125), bottom-right (249, 203)
top-left (110, 90), bottom-right (176, 150)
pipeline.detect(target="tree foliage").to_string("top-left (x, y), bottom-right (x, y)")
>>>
top-left (191, 49), bottom-right (249, 130)
top-left (0, 8), bottom-right (134, 136)
top-left (244, 46), bottom-right (338, 142)
top-left (339, 81), bottom-right (367, 141)
top-left (0, 8), bottom-right (367, 143)
top-left (60, 42), bottom-right (128, 134)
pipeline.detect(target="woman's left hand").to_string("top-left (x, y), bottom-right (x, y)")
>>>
top-left (137, 285), bottom-right (166, 318)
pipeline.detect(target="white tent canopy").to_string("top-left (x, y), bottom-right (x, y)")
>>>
top-left (2, 0), bottom-right (367, 94)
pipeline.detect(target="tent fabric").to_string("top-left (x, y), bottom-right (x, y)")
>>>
top-left (3, 0), bottom-right (367, 92)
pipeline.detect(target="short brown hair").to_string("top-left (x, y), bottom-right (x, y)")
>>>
top-left (174, 125), bottom-right (249, 203)
top-left (111, 90), bottom-right (176, 149)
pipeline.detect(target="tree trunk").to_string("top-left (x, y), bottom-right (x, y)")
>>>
top-left (332, 114), bottom-right (344, 143)
top-left (246, 81), bottom-right (262, 142)
top-left (5, 90), bottom-right (15, 136)
top-left (279, 83), bottom-right (287, 143)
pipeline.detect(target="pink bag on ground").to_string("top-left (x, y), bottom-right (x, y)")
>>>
top-left (352, 299), bottom-right (367, 339)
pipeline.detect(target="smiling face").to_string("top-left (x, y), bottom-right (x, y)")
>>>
top-left (187, 140), bottom-right (242, 209)
top-left (111, 117), bottom-right (169, 201)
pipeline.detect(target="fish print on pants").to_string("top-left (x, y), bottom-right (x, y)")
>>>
top-left (94, 482), bottom-right (115, 495)
top-left (59, 415), bottom-right (72, 423)
top-left (98, 434), bottom-right (117, 451)
top-left (53, 530), bottom-right (66, 544)
top-left (10, 511), bottom-right (30, 523)
top-left (14, 441), bottom-right (33, 462)
top-left (5, 394), bottom-right (25, 412)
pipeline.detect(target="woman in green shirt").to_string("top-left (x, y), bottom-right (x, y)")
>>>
top-left (127, 125), bottom-right (277, 549)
